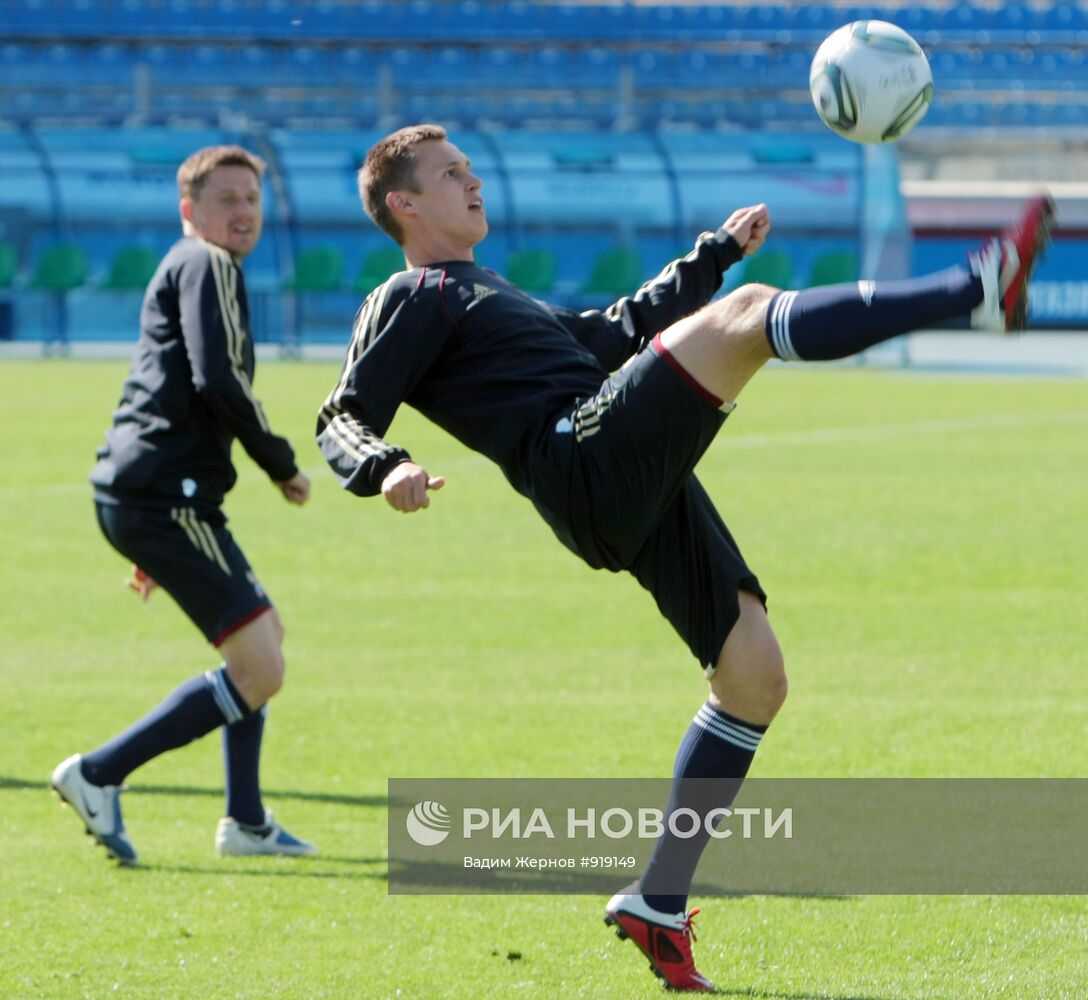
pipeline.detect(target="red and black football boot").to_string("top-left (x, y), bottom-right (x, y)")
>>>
top-left (971, 193), bottom-right (1056, 332)
top-left (605, 891), bottom-right (714, 992)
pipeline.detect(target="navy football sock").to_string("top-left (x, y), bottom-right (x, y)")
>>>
top-left (640, 702), bottom-right (766, 916)
top-left (765, 265), bottom-right (983, 362)
top-left (81, 667), bottom-right (251, 787)
top-left (223, 704), bottom-right (268, 826)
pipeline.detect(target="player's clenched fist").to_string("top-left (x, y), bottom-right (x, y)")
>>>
top-left (381, 461), bottom-right (445, 512)
top-left (722, 204), bottom-right (771, 257)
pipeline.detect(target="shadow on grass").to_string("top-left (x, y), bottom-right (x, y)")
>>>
top-left (23, 775), bottom-right (857, 910)
top-left (387, 860), bottom-right (853, 902)
top-left (2, 774), bottom-right (386, 809)
top-left (129, 859), bottom-right (388, 881)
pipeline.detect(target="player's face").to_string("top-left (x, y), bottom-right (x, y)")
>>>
top-left (404, 140), bottom-right (487, 250)
top-left (184, 165), bottom-right (263, 260)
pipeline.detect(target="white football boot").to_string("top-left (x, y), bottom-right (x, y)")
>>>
top-left (215, 809), bottom-right (317, 857)
top-left (51, 753), bottom-right (138, 865)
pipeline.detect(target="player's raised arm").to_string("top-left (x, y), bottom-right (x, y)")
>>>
top-left (552, 219), bottom-right (754, 372)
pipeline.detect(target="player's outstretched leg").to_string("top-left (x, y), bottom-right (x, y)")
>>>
top-left (51, 754), bottom-right (138, 865)
top-left (765, 192), bottom-right (1056, 361)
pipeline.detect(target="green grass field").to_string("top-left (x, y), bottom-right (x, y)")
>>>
top-left (1, 358), bottom-right (1085, 999)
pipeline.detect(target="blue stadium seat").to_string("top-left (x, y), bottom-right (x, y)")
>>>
top-left (684, 3), bottom-right (744, 39)
top-left (188, 44), bottom-right (232, 84)
top-left (631, 49), bottom-right (669, 84)
top-left (837, 6), bottom-right (890, 27)
top-left (235, 45), bottom-right (276, 87)
top-left (331, 46), bottom-right (380, 85)
top-left (285, 45), bottom-right (329, 81)
top-left (579, 47), bottom-right (621, 89)
top-left (631, 4), bottom-right (738, 40)
top-left (936, 49), bottom-right (982, 91)
top-left (663, 49), bottom-right (721, 89)
top-left (1056, 48), bottom-right (1088, 81)
top-left (1041, 2), bottom-right (1088, 40)
top-left (773, 3), bottom-right (834, 43)
top-left (477, 47), bottom-right (524, 86)
top-left (1052, 101), bottom-right (1088, 126)
top-left (87, 44), bottom-right (133, 86)
top-left (933, 4), bottom-right (994, 42)
top-left (993, 2), bottom-right (1033, 34)
top-left (731, 4), bottom-right (791, 41)
top-left (39, 44), bottom-right (83, 85)
top-left (142, 44), bottom-right (193, 85)
top-left (547, 2), bottom-right (628, 41)
top-left (730, 52), bottom-right (768, 87)
top-left (7, 0), bottom-right (65, 34)
top-left (758, 48), bottom-right (811, 88)
top-left (0, 44), bottom-right (24, 77)
top-left (385, 46), bottom-right (421, 85)
top-left (60, 0), bottom-right (107, 35)
top-left (422, 47), bottom-right (473, 88)
top-left (532, 47), bottom-right (575, 87)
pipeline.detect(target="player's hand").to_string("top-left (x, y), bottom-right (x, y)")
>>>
top-left (723, 203), bottom-right (771, 257)
top-left (126, 565), bottom-right (158, 601)
top-left (277, 472), bottom-right (311, 505)
top-left (381, 462), bottom-right (445, 513)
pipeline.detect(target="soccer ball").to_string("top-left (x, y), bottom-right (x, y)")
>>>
top-left (809, 20), bottom-right (933, 144)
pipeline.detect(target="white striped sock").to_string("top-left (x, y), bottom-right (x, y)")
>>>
top-left (205, 667), bottom-right (245, 725)
top-left (769, 290), bottom-right (801, 361)
top-left (693, 703), bottom-right (764, 752)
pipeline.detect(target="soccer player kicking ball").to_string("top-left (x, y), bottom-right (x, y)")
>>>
top-left (317, 124), bottom-right (1052, 990)
top-left (51, 146), bottom-right (316, 864)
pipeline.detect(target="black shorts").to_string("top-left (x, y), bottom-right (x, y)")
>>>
top-left (95, 501), bottom-right (272, 647)
top-left (570, 339), bottom-right (766, 670)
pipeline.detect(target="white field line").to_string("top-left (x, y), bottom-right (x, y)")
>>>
top-left (4, 411), bottom-right (1088, 498)
top-left (0, 462), bottom-right (333, 499)
top-left (721, 409), bottom-right (1088, 450)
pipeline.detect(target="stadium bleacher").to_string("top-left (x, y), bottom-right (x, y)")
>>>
top-left (3, 1), bottom-right (1088, 131)
top-left (1, 1), bottom-right (1085, 342)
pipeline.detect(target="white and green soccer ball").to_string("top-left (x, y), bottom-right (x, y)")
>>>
top-left (809, 20), bottom-right (933, 144)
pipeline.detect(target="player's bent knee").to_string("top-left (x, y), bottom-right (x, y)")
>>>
top-left (258, 649), bottom-right (286, 700)
top-left (763, 663), bottom-right (789, 715)
top-left (710, 648), bottom-right (787, 719)
top-left (268, 608), bottom-right (286, 646)
top-left (245, 660), bottom-right (283, 706)
top-left (223, 641), bottom-right (285, 707)
top-left (716, 282), bottom-right (776, 325)
top-left (704, 284), bottom-right (776, 361)
top-left (260, 654), bottom-right (285, 699)
top-left (708, 593), bottom-right (788, 722)
top-left (754, 637), bottom-right (788, 715)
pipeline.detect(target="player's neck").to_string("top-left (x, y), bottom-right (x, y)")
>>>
top-left (402, 235), bottom-right (475, 268)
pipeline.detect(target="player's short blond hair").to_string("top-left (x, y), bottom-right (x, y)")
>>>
top-left (176, 145), bottom-right (265, 201)
top-left (358, 124), bottom-right (448, 244)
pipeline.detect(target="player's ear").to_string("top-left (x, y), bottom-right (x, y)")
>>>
top-left (387, 190), bottom-right (413, 217)
top-left (179, 197), bottom-right (195, 223)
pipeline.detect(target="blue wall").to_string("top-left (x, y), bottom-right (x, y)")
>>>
top-left (1, 126), bottom-right (902, 343)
